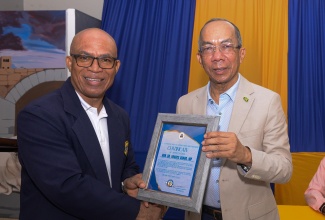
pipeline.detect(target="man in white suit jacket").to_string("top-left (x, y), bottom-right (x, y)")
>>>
top-left (176, 18), bottom-right (292, 220)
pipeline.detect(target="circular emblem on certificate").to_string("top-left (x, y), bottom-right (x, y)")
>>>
top-left (179, 132), bottom-right (185, 139)
top-left (166, 179), bottom-right (174, 187)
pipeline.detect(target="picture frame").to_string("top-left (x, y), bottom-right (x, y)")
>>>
top-left (137, 113), bottom-right (220, 213)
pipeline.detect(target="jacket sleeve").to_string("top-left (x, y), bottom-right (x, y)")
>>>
top-left (304, 158), bottom-right (325, 212)
top-left (238, 93), bottom-right (292, 184)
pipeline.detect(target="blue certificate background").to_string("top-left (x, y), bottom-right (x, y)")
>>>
top-left (147, 123), bottom-right (206, 196)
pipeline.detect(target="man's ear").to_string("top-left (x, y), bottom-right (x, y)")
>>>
top-left (66, 56), bottom-right (72, 72)
top-left (114, 60), bottom-right (121, 73)
top-left (196, 52), bottom-right (203, 66)
top-left (239, 48), bottom-right (246, 63)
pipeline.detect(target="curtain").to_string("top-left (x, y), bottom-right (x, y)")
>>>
top-left (101, 2), bottom-right (195, 219)
top-left (101, 0), bottom-right (195, 162)
top-left (188, 0), bottom-right (288, 115)
top-left (288, 0), bottom-right (325, 152)
top-left (275, 152), bottom-right (325, 205)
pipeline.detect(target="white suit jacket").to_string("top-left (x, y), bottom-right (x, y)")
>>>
top-left (176, 74), bottom-right (292, 220)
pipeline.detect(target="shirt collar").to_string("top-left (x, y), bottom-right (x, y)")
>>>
top-left (75, 91), bottom-right (107, 117)
top-left (207, 74), bottom-right (241, 102)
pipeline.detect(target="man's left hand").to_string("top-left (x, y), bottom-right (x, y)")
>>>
top-left (202, 131), bottom-right (252, 166)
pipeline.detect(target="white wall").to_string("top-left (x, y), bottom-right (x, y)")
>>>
top-left (0, 0), bottom-right (104, 20)
top-left (0, 0), bottom-right (23, 10)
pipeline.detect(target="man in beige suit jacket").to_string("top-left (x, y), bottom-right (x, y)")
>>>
top-left (176, 18), bottom-right (292, 220)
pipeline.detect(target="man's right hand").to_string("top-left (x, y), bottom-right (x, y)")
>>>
top-left (136, 202), bottom-right (167, 220)
top-left (123, 173), bottom-right (145, 198)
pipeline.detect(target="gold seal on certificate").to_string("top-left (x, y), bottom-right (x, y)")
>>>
top-left (137, 113), bottom-right (220, 213)
top-left (166, 179), bottom-right (174, 187)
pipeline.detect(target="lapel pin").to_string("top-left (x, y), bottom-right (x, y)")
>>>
top-left (124, 141), bottom-right (129, 156)
top-left (243, 97), bottom-right (249, 102)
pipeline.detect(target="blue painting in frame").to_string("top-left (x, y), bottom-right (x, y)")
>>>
top-left (0, 11), bottom-right (66, 69)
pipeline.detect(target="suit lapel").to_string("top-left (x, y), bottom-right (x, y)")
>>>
top-left (190, 77), bottom-right (254, 134)
top-left (192, 85), bottom-right (208, 115)
top-left (103, 99), bottom-right (122, 191)
top-left (228, 76), bottom-right (255, 134)
top-left (72, 113), bottom-right (110, 184)
top-left (61, 78), bottom-right (110, 185)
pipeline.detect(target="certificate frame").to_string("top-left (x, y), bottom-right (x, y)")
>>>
top-left (137, 113), bottom-right (220, 213)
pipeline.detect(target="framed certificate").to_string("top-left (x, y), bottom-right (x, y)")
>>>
top-left (137, 113), bottom-right (220, 213)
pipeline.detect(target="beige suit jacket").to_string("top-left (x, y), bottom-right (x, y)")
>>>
top-left (176, 74), bottom-right (292, 220)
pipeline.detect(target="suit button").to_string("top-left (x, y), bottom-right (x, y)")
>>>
top-left (252, 174), bottom-right (261, 180)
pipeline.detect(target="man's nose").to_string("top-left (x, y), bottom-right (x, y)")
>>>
top-left (89, 58), bottom-right (102, 71)
top-left (211, 46), bottom-right (224, 59)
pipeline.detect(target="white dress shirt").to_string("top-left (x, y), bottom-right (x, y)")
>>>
top-left (76, 92), bottom-right (111, 186)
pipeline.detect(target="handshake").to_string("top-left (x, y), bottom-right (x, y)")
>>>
top-left (136, 202), bottom-right (168, 220)
top-left (123, 174), bottom-right (168, 220)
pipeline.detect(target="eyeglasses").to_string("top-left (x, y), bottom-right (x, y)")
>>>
top-left (70, 54), bottom-right (117, 69)
top-left (199, 44), bottom-right (241, 56)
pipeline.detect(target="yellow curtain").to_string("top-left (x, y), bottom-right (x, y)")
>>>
top-left (188, 0), bottom-right (288, 115)
top-left (275, 152), bottom-right (325, 205)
